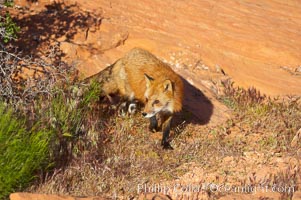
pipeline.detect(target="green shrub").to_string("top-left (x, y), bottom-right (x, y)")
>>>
top-left (0, 70), bottom-right (102, 198)
top-left (0, 102), bottom-right (53, 199)
top-left (3, 0), bottom-right (14, 7)
top-left (31, 81), bottom-right (102, 166)
top-left (81, 80), bottom-right (102, 107)
top-left (0, 0), bottom-right (20, 43)
top-left (0, 12), bottom-right (20, 43)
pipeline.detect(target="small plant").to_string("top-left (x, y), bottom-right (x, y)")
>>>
top-left (221, 80), bottom-right (266, 110)
top-left (0, 0), bottom-right (19, 43)
top-left (81, 79), bottom-right (102, 107)
top-left (28, 80), bottom-right (102, 166)
top-left (3, 0), bottom-right (14, 7)
top-left (44, 89), bottom-right (85, 165)
top-left (0, 102), bottom-right (53, 199)
top-left (0, 11), bottom-right (20, 43)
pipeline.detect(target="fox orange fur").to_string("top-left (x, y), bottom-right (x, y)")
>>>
top-left (84, 48), bottom-right (184, 149)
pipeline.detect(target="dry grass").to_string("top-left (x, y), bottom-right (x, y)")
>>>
top-left (26, 80), bottom-right (301, 199)
top-left (30, 110), bottom-right (211, 197)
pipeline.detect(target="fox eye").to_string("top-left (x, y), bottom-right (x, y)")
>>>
top-left (145, 98), bottom-right (149, 102)
top-left (152, 100), bottom-right (160, 106)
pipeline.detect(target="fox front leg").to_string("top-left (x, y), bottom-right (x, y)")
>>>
top-left (149, 115), bottom-right (158, 132)
top-left (160, 114), bottom-right (173, 150)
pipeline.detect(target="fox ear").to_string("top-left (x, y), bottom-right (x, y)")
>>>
top-left (163, 79), bottom-right (173, 93)
top-left (144, 73), bottom-right (154, 88)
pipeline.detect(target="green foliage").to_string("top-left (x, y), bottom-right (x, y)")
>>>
top-left (81, 79), bottom-right (102, 106)
top-left (28, 82), bottom-right (102, 166)
top-left (0, 103), bottom-right (53, 199)
top-left (49, 92), bottom-right (83, 137)
top-left (48, 82), bottom-right (101, 137)
top-left (3, 0), bottom-right (14, 7)
top-left (0, 11), bottom-right (20, 43)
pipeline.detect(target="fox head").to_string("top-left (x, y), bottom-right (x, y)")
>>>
top-left (142, 74), bottom-right (174, 118)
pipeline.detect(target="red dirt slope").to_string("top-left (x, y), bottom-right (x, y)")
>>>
top-left (70, 0), bottom-right (301, 96)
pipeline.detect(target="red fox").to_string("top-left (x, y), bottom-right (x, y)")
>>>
top-left (84, 48), bottom-right (184, 149)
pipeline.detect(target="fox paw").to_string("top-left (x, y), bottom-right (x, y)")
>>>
top-left (118, 101), bottom-right (138, 117)
top-left (149, 125), bottom-right (159, 133)
top-left (118, 102), bottom-right (128, 117)
top-left (161, 141), bottom-right (174, 150)
top-left (128, 103), bottom-right (137, 114)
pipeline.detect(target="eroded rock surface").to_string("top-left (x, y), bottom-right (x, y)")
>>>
top-left (65, 0), bottom-right (301, 96)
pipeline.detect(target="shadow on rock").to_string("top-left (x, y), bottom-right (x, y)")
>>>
top-left (172, 76), bottom-right (214, 133)
top-left (13, 1), bottom-right (102, 64)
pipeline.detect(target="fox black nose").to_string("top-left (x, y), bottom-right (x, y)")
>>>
top-left (142, 112), bottom-right (147, 117)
